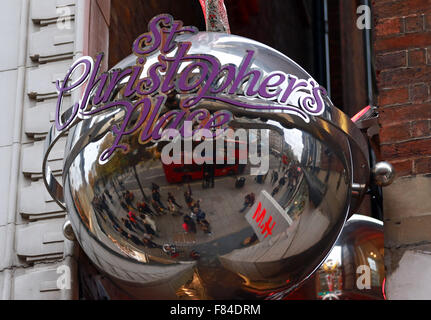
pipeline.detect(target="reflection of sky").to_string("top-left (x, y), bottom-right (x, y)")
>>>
top-left (267, 120), bottom-right (304, 160)
top-left (83, 141), bottom-right (100, 181)
top-left (70, 139), bottom-right (101, 191)
top-left (367, 257), bottom-right (377, 271)
top-left (71, 109), bottom-right (119, 190)
top-left (326, 245), bottom-right (342, 265)
top-left (283, 129), bottom-right (304, 160)
top-left (350, 214), bottom-right (383, 226)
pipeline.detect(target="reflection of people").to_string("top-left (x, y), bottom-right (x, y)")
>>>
top-left (168, 199), bottom-right (182, 216)
top-left (124, 190), bottom-right (135, 207)
top-left (122, 218), bottom-right (135, 233)
top-left (119, 180), bottom-right (125, 191)
top-left (143, 222), bottom-right (157, 237)
top-left (239, 193), bottom-right (255, 213)
top-left (137, 201), bottom-right (155, 216)
top-left (242, 233), bottom-right (258, 246)
top-left (151, 182), bottom-right (160, 191)
top-left (190, 199), bottom-right (201, 212)
top-left (120, 201), bottom-right (129, 212)
top-left (163, 244), bottom-right (179, 257)
top-left (255, 174), bottom-right (264, 184)
top-left (191, 207), bottom-right (211, 234)
top-left (271, 185), bottom-right (280, 197)
top-left (127, 211), bottom-right (137, 224)
top-left (114, 226), bottom-right (129, 239)
top-left (151, 199), bottom-right (164, 215)
top-left (203, 164), bottom-right (214, 188)
top-left (199, 219), bottom-right (211, 234)
top-left (202, 170), bottom-right (211, 188)
top-left (127, 211), bottom-right (147, 234)
top-left (152, 189), bottom-right (166, 209)
top-left (190, 250), bottom-right (200, 260)
top-left (142, 237), bottom-right (161, 249)
top-left (128, 233), bottom-right (144, 246)
top-left (271, 170), bottom-right (279, 185)
top-left (184, 184), bottom-right (194, 208)
top-left (168, 192), bottom-right (182, 209)
top-left (104, 189), bottom-right (114, 203)
top-left (210, 165), bottom-right (215, 188)
top-left (182, 220), bottom-right (190, 233)
top-left (142, 214), bottom-right (157, 233)
top-left (183, 215), bottom-right (196, 233)
top-left (278, 174), bottom-right (287, 187)
top-left (195, 207), bottom-right (206, 223)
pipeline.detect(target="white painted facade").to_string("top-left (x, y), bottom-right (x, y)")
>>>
top-left (0, 0), bottom-right (87, 300)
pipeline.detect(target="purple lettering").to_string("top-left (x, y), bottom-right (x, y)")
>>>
top-left (228, 50), bottom-right (262, 96)
top-left (203, 111), bottom-right (232, 133)
top-left (136, 62), bottom-right (165, 96)
top-left (139, 95), bottom-right (166, 143)
top-left (78, 53), bottom-right (105, 113)
top-left (300, 80), bottom-right (327, 116)
top-left (161, 20), bottom-right (198, 54)
top-left (123, 65), bottom-right (144, 97)
top-left (258, 72), bottom-right (285, 99)
top-left (100, 68), bottom-right (133, 103)
top-left (99, 98), bottom-right (152, 162)
top-left (133, 15), bottom-right (171, 56)
top-left (160, 42), bottom-right (191, 93)
top-left (279, 75), bottom-right (308, 104)
top-left (55, 14), bottom-right (330, 168)
top-left (210, 64), bottom-right (236, 94)
top-left (151, 110), bottom-right (187, 140)
top-left (55, 56), bottom-right (93, 130)
top-left (178, 61), bottom-right (209, 92)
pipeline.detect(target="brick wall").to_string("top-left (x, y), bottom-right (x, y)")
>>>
top-left (373, 0), bottom-right (431, 299)
top-left (374, 0), bottom-right (431, 176)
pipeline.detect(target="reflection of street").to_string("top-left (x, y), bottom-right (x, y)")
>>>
top-left (92, 152), bottom-right (306, 264)
top-left (67, 120), bottom-right (357, 299)
top-left (84, 121), bottom-right (351, 299)
top-left (90, 144), bottom-right (348, 276)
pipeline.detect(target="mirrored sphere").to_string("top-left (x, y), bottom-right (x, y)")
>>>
top-left (284, 215), bottom-right (384, 300)
top-left (63, 32), bottom-right (369, 299)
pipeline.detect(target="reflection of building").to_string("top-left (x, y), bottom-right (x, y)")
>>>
top-left (286, 215), bottom-right (384, 300)
top-left (269, 130), bottom-right (282, 152)
top-left (301, 130), bottom-right (322, 169)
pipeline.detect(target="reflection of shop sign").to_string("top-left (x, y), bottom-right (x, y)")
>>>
top-left (55, 14), bottom-right (327, 164)
top-left (245, 190), bottom-right (293, 241)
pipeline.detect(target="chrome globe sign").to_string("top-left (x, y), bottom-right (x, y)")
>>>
top-left (43, 14), bottom-right (370, 299)
top-left (55, 14), bottom-right (327, 164)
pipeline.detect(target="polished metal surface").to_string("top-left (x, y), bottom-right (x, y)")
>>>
top-left (199, 0), bottom-right (231, 33)
top-left (372, 161), bottom-right (395, 186)
top-left (43, 31), bottom-right (371, 299)
top-left (63, 219), bottom-right (76, 241)
top-left (284, 214), bottom-right (384, 300)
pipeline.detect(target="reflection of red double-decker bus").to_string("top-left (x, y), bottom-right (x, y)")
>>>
top-left (162, 139), bottom-right (247, 183)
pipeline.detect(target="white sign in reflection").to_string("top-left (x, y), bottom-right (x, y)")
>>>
top-left (245, 190), bottom-right (293, 242)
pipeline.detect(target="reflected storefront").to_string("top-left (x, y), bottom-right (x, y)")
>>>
top-left (285, 215), bottom-right (384, 300)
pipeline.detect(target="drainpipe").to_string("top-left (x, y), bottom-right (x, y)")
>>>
top-left (363, 0), bottom-right (374, 106)
top-left (323, 0), bottom-right (331, 98)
